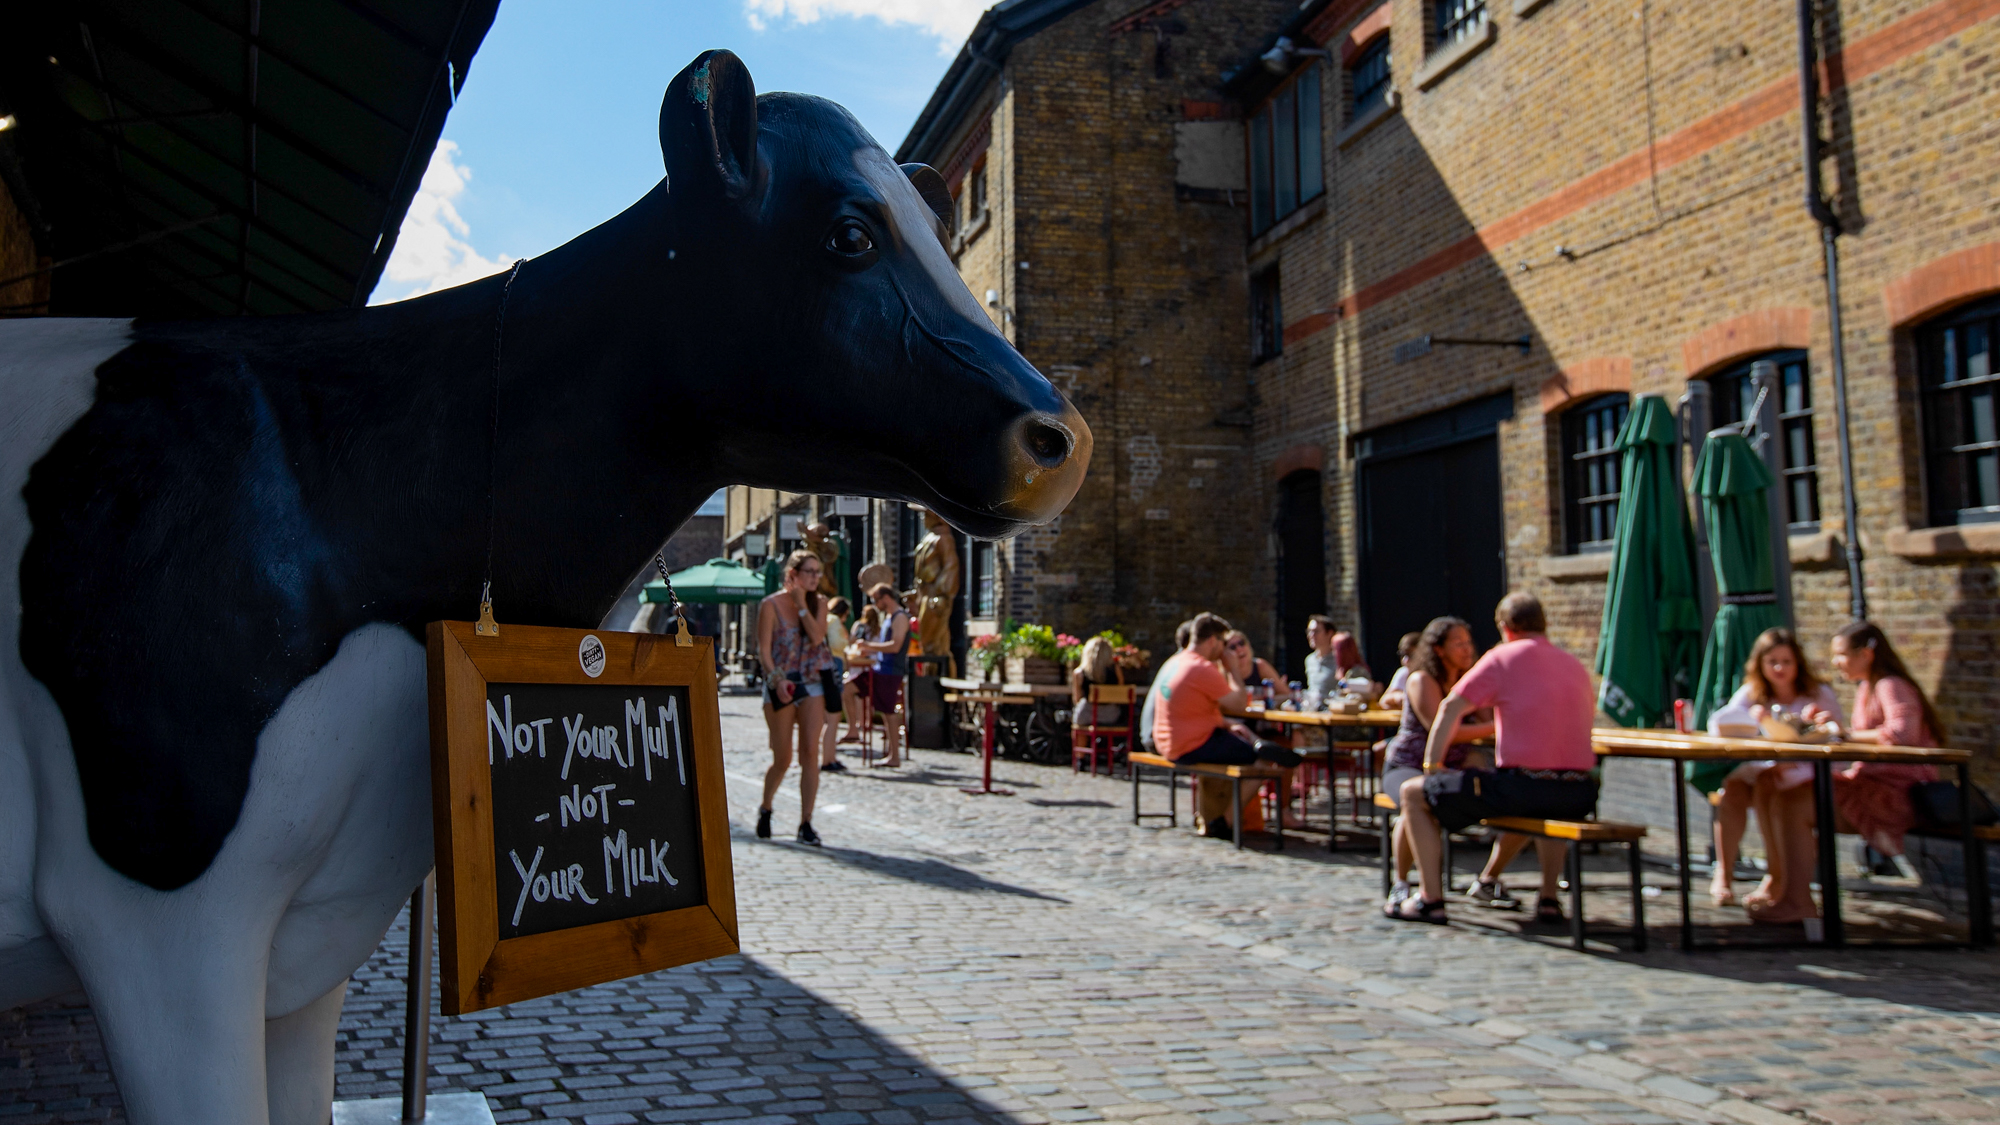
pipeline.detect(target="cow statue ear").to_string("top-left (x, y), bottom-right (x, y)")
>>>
top-left (660, 50), bottom-right (762, 201)
top-left (901, 164), bottom-right (955, 235)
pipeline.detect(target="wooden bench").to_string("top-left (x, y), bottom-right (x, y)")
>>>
top-left (1372, 790), bottom-right (1649, 951)
top-left (1129, 751), bottom-right (1288, 851)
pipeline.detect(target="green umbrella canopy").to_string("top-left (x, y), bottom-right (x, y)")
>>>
top-left (1686, 430), bottom-right (1787, 792)
top-left (643, 558), bottom-right (768, 605)
top-left (1594, 394), bottom-right (1704, 728)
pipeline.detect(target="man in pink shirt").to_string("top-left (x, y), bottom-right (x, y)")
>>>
top-left (1387, 593), bottom-right (1599, 925)
top-left (1153, 613), bottom-right (1301, 836)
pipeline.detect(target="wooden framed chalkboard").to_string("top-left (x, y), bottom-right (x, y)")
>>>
top-left (426, 620), bottom-right (736, 1014)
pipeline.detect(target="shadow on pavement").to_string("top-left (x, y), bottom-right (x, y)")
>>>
top-left (753, 836), bottom-right (1067, 902)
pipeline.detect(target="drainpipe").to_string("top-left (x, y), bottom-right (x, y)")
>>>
top-left (1799, 0), bottom-right (1868, 620)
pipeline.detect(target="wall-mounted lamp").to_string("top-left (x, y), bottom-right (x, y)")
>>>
top-left (1260, 37), bottom-right (1330, 74)
top-left (0, 115), bottom-right (16, 133)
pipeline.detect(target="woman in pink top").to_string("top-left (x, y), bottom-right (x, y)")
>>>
top-left (1806, 621), bottom-right (1941, 861)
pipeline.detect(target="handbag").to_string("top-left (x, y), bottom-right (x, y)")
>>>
top-left (1908, 779), bottom-right (2000, 832)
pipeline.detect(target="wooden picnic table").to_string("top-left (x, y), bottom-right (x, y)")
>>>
top-left (1224, 704), bottom-right (1405, 847)
top-left (1591, 728), bottom-right (1989, 950)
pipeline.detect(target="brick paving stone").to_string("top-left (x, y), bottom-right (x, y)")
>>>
top-left (8, 692), bottom-right (2000, 1125)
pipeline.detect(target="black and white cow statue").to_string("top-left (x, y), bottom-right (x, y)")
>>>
top-left (0, 51), bottom-right (1089, 1125)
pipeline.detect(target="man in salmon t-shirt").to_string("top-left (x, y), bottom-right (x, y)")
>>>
top-left (1153, 612), bottom-right (1302, 835)
top-left (1387, 592), bottom-right (1599, 925)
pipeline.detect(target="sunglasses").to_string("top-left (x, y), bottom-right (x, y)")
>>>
top-left (1225, 640), bottom-right (1248, 650)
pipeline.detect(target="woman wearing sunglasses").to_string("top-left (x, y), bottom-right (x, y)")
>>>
top-left (755, 549), bottom-right (837, 845)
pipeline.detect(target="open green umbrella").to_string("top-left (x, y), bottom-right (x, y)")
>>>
top-left (1595, 394), bottom-right (1703, 727)
top-left (642, 558), bottom-right (768, 605)
top-left (1686, 430), bottom-right (1787, 792)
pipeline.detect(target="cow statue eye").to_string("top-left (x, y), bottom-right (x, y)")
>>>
top-left (826, 220), bottom-right (875, 258)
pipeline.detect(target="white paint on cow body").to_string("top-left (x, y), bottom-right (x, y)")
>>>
top-left (0, 320), bottom-right (433, 1124)
top-left (0, 318), bottom-right (133, 1010)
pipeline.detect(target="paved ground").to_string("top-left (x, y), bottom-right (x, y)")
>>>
top-left (8, 688), bottom-right (2000, 1125)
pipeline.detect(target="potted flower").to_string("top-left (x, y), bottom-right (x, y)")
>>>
top-left (969, 632), bottom-right (1006, 680)
top-left (1002, 622), bottom-right (1068, 685)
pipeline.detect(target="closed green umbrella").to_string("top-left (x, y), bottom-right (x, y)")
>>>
top-left (1686, 431), bottom-right (1787, 792)
top-left (1595, 394), bottom-right (1703, 727)
top-left (643, 558), bottom-right (768, 605)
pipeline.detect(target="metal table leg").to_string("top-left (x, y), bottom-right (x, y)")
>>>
top-left (1232, 777), bottom-right (1243, 850)
top-left (1674, 757), bottom-right (1693, 950)
top-left (1814, 759), bottom-right (1844, 946)
top-left (1568, 841), bottom-right (1585, 952)
top-left (1962, 762), bottom-right (1993, 948)
top-left (1629, 839), bottom-right (1647, 953)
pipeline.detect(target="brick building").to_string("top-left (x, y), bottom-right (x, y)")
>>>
top-left (885, 0), bottom-right (1303, 669)
top-left (1236, 0), bottom-right (2000, 794)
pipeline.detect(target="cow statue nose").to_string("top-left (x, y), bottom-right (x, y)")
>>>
top-left (999, 403), bottom-right (1093, 525)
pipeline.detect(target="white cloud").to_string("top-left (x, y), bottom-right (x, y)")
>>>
top-left (372, 140), bottom-right (513, 304)
top-left (743, 0), bottom-right (989, 55)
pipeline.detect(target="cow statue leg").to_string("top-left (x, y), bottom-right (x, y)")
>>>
top-left (266, 979), bottom-right (348, 1125)
top-left (23, 624), bottom-right (432, 1125)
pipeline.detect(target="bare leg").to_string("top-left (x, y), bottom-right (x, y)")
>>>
top-left (1712, 776), bottom-right (1752, 903)
top-left (882, 711), bottom-right (903, 767)
top-left (761, 701), bottom-right (796, 812)
top-left (1533, 838), bottom-right (1567, 900)
top-left (819, 702), bottom-right (840, 767)
top-left (1481, 833), bottom-right (1533, 883)
top-left (1749, 783), bottom-right (1821, 922)
top-left (1400, 775), bottom-right (1447, 904)
top-left (796, 696), bottom-right (824, 822)
top-left (1393, 814), bottom-right (1416, 882)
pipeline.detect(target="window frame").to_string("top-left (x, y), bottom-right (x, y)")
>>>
top-left (969, 540), bottom-right (997, 618)
top-left (1433, 0), bottom-right (1489, 51)
top-left (1246, 63), bottom-right (1325, 238)
top-left (1562, 393), bottom-right (1629, 554)
top-left (1916, 295), bottom-right (2000, 527)
top-left (1708, 349), bottom-right (1821, 530)
top-left (1349, 34), bottom-right (1392, 120)
top-left (1250, 266), bottom-right (1283, 363)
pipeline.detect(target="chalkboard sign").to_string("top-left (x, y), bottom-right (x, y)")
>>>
top-left (427, 621), bottom-right (735, 1014)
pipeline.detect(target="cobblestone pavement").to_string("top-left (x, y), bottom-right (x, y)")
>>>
top-left (8, 689), bottom-right (2000, 1125)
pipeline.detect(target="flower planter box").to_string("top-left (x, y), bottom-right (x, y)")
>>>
top-left (1005, 655), bottom-right (1066, 685)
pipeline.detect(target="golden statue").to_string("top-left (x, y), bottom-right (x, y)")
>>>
top-left (910, 507), bottom-right (960, 677)
top-left (801, 521), bottom-right (844, 600)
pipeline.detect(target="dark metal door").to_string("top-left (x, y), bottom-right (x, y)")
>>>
top-left (1356, 435), bottom-right (1505, 674)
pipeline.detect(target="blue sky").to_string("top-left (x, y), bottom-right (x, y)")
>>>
top-left (370, 0), bottom-right (984, 303)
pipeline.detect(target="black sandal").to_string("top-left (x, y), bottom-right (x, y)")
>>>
top-left (1534, 896), bottom-right (1565, 925)
top-left (1386, 895), bottom-right (1449, 924)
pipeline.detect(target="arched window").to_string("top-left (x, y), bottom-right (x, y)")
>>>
top-left (1563, 393), bottom-right (1628, 553)
top-left (1917, 295), bottom-right (2000, 526)
top-left (1709, 350), bottom-right (1819, 528)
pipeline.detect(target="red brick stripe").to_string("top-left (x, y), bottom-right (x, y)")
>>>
top-left (1286, 0), bottom-right (2000, 344)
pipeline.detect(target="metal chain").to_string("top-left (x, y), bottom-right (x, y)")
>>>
top-left (654, 552), bottom-right (685, 624)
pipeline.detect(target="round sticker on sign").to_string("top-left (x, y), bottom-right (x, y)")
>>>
top-left (578, 634), bottom-right (607, 678)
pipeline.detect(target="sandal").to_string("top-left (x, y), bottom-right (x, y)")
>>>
top-left (1386, 895), bottom-right (1449, 924)
top-left (1467, 878), bottom-right (1520, 910)
top-left (1534, 896), bottom-right (1565, 925)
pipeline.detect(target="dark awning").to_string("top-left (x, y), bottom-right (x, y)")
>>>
top-left (0, 0), bottom-right (502, 317)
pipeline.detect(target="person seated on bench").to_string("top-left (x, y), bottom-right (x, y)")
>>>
top-left (1380, 616), bottom-right (1495, 910)
top-left (1155, 612), bottom-right (1303, 838)
top-left (1390, 593), bottom-right (1597, 925)
top-left (1376, 631), bottom-right (1422, 712)
top-left (1138, 618), bottom-right (1195, 755)
top-left (1805, 621), bottom-right (1942, 874)
top-left (1701, 627), bottom-right (1841, 918)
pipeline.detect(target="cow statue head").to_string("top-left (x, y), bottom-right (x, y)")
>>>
top-left (651, 50), bottom-right (1090, 539)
